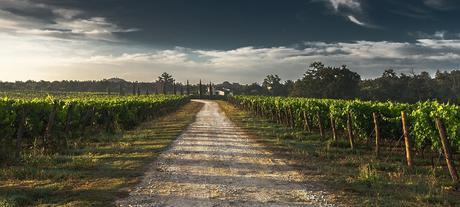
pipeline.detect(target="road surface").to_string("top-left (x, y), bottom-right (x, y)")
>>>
top-left (117, 100), bottom-right (337, 207)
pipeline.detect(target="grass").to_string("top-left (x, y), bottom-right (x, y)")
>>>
top-left (217, 101), bottom-right (460, 207)
top-left (0, 101), bottom-right (203, 207)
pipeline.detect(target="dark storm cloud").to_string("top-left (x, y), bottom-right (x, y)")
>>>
top-left (4, 0), bottom-right (460, 48)
top-left (1, 0), bottom-right (460, 82)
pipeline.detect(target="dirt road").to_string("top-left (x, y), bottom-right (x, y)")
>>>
top-left (117, 100), bottom-right (337, 207)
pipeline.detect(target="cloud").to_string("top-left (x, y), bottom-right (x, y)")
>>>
top-left (424, 0), bottom-right (456, 10)
top-left (0, 0), bottom-right (139, 42)
top-left (2, 30), bottom-right (460, 83)
top-left (321, 0), bottom-right (375, 28)
top-left (347, 15), bottom-right (366, 26)
top-left (328, 0), bottom-right (361, 12)
top-left (389, 4), bottom-right (433, 20)
top-left (52, 9), bottom-right (81, 20)
top-left (409, 30), bottom-right (460, 39)
top-left (434, 31), bottom-right (446, 39)
top-left (416, 39), bottom-right (460, 49)
top-left (0, 0), bottom-right (459, 82)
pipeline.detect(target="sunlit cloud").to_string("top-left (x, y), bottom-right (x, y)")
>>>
top-left (0, 0), bottom-right (139, 42)
top-left (416, 39), bottom-right (460, 49)
top-left (2, 32), bottom-right (460, 83)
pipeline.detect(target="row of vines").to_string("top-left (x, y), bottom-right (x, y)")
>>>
top-left (0, 95), bottom-right (190, 162)
top-left (229, 96), bottom-right (459, 182)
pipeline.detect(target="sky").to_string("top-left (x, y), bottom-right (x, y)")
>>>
top-left (1, 0), bottom-right (460, 83)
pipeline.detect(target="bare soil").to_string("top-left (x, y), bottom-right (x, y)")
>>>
top-left (117, 100), bottom-right (338, 207)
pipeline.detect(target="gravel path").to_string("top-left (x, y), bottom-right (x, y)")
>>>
top-left (117, 100), bottom-right (337, 207)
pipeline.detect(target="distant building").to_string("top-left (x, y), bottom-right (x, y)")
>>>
top-left (207, 86), bottom-right (232, 96)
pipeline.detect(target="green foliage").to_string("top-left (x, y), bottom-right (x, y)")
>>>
top-left (230, 95), bottom-right (460, 152)
top-left (0, 95), bottom-right (190, 162)
top-left (291, 62), bottom-right (361, 98)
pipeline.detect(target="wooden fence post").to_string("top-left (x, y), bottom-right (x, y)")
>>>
top-left (303, 111), bottom-right (312, 132)
top-left (435, 118), bottom-right (459, 183)
top-left (330, 114), bottom-right (337, 142)
top-left (317, 112), bottom-right (325, 138)
top-left (347, 112), bottom-right (355, 150)
top-left (401, 111), bottom-right (413, 169)
top-left (373, 112), bottom-right (381, 158)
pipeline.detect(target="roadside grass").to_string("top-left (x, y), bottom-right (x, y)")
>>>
top-left (218, 101), bottom-right (459, 207)
top-left (0, 101), bottom-right (203, 207)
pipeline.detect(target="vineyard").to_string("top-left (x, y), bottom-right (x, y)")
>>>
top-left (0, 95), bottom-right (190, 162)
top-left (229, 96), bottom-right (460, 182)
top-left (1, 93), bottom-right (459, 206)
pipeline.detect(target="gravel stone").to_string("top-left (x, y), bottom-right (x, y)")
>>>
top-left (117, 100), bottom-right (339, 207)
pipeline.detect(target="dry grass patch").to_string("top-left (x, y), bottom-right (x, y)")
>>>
top-left (0, 102), bottom-right (203, 207)
top-left (218, 100), bottom-right (459, 207)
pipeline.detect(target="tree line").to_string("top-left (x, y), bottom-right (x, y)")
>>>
top-left (0, 74), bottom-right (200, 96)
top-left (1, 62), bottom-right (460, 103)
top-left (236, 62), bottom-right (460, 103)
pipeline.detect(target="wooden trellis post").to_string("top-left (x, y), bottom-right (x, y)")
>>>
top-left (401, 111), bottom-right (413, 169)
top-left (330, 114), bottom-right (337, 142)
top-left (373, 112), bottom-right (381, 158)
top-left (317, 112), bottom-right (325, 138)
top-left (435, 118), bottom-right (459, 183)
top-left (303, 111), bottom-right (312, 132)
top-left (346, 112), bottom-right (355, 150)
